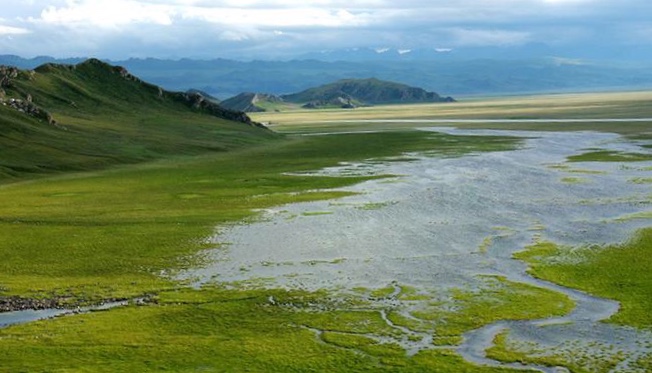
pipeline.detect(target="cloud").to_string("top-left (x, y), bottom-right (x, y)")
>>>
top-left (0, 0), bottom-right (649, 60)
top-left (0, 24), bottom-right (31, 35)
top-left (179, 7), bottom-right (371, 29)
top-left (446, 28), bottom-right (532, 47)
top-left (36, 0), bottom-right (175, 28)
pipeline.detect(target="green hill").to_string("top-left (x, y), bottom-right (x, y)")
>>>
top-left (0, 59), bottom-right (275, 181)
top-left (281, 78), bottom-right (454, 108)
top-left (219, 92), bottom-right (287, 113)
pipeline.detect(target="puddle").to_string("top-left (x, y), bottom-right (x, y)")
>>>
top-left (179, 128), bottom-right (652, 371)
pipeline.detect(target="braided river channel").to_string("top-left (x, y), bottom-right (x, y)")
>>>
top-left (181, 128), bottom-right (652, 372)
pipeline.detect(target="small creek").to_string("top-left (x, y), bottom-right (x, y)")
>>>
top-left (0, 300), bottom-right (135, 329)
top-left (180, 128), bottom-right (652, 371)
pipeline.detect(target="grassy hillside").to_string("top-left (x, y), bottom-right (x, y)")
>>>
top-left (0, 59), bottom-right (276, 182)
top-left (219, 92), bottom-right (291, 113)
top-left (281, 78), bottom-right (454, 107)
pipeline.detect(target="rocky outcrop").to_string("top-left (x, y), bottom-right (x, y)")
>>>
top-left (302, 95), bottom-right (357, 109)
top-left (1, 97), bottom-right (55, 124)
top-left (0, 296), bottom-right (64, 311)
top-left (1, 65), bottom-right (56, 125)
top-left (173, 91), bottom-right (267, 129)
top-left (0, 66), bottom-right (19, 89)
top-left (0, 295), bottom-right (151, 312)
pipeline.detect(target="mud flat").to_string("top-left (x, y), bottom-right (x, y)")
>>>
top-left (179, 128), bottom-right (652, 371)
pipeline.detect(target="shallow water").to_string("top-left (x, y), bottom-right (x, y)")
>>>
top-left (183, 129), bottom-right (650, 290)
top-left (0, 300), bottom-right (131, 329)
top-left (180, 128), bottom-right (652, 371)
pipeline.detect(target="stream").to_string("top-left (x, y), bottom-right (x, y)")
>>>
top-left (0, 299), bottom-right (133, 329)
top-left (180, 128), bottom-right (652, 371)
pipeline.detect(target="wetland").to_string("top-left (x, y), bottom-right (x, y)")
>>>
top-left (1, 94), bottom-right (651, 372)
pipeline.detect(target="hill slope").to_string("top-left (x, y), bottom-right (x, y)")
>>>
top-left (220, 92), bottom-right (285, 113)
top-left (0, 59), bottom-right (275, 181)
top-left (281, 78), bottom-right (454, 108)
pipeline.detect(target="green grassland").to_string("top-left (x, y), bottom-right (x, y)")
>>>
top-left (514, 230), bottom-right (652, 329)
top-left (483, 230), bottom-right (652, 372)
top-left (0, 279), bottom-right (570, 372)
top-left (567, 150), bottom-right (652, 163)
top-left (0, 127), bottom-right (543, 372)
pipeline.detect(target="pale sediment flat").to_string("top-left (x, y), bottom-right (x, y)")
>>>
top-left (319, 118), bottom-right (652, 123)
top-left (180, 128), bottom-right (652, 371)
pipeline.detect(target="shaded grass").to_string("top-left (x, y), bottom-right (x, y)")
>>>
top-left (514, 229), bottom-right (652, 329)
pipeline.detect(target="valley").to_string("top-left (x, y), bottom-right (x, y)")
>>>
top-left (0, 61), bottom-right (651, 372)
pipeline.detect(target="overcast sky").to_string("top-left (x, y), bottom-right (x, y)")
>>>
top-left (0, 0), bottom-right (650, 60)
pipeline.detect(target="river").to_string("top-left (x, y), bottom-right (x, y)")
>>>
top-left (181, 128), bottom-right (652, 371)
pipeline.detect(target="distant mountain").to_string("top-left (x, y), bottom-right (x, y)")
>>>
top-left (0, 59), bottom-right (273, 180)
top-left (2, 55), bottom-right (652, 98)
top-left (0, 55), bottom-right (86, 69)
top-left (281, 78), bottom-right (454, 109)
top-left (298, 45), bottom-right (652, 63)
top-left (220, 92), bottom-right (284, 112)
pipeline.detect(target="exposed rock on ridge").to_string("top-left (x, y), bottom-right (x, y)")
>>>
top-left (1, 66), bottom-right (56, 125)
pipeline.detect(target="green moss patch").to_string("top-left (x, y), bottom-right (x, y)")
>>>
top-left (567, 150), bottom-right (652, 163)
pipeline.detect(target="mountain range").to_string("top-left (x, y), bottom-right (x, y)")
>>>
top-left (2, 54), bottom-right (652, 100)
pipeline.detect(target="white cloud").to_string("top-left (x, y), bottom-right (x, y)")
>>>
top-left (0, 25), bottom-right (31, 35)
top-left (36, 0), bottom-right (175, 28)
top-left (179, 7), bottom-right (371, 28)
top-left (1, 0), bottom-right (649, 60)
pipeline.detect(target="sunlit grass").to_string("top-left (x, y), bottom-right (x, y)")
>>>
top-left (514, 229), bottom-right (652, 329)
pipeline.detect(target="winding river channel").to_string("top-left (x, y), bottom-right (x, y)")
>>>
top-left (181, 128), bottom-right (652, 372)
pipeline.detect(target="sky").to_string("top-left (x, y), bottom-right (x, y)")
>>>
top-left (0, 0), bottom-right (650, 60)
